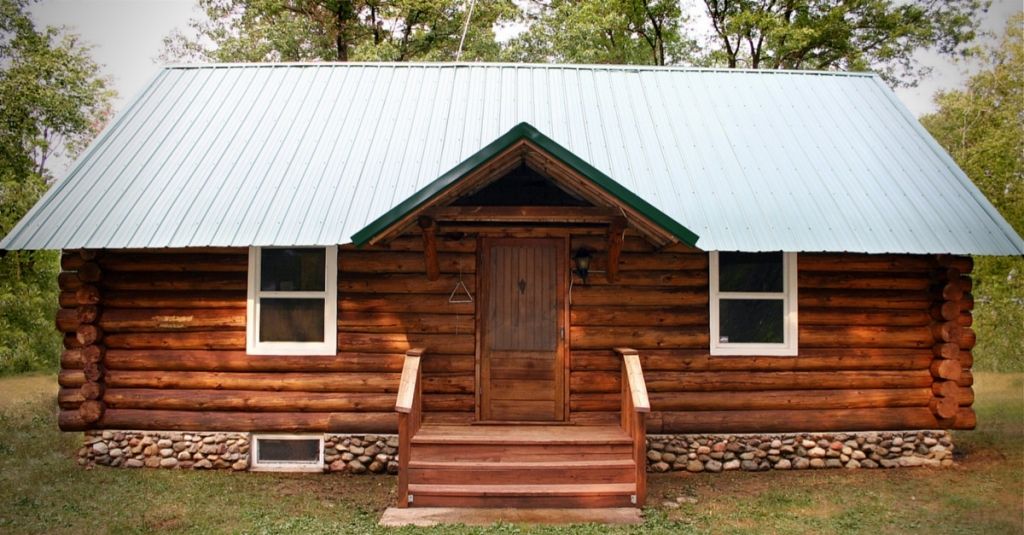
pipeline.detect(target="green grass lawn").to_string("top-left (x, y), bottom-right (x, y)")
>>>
top-left (1, 374), bottom-right (1021, 534)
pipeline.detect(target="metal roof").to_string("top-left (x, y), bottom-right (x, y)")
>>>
top-left (2, 62), bottom-right (1021, 254)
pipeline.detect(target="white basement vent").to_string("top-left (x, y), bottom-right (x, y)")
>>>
top-left (251, 434), bottom-right (324, 472)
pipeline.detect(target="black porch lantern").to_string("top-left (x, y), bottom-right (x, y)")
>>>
top-left (573, 248), bottom-right (592, 283)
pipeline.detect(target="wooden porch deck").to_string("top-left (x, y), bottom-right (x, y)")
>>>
top-left (405, 423), bottom-right (639, 508)
top-left (394, 348), bottom-right (650, 509)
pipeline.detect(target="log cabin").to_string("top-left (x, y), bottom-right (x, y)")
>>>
top-left (2, 63), bottom-right (1022, 509)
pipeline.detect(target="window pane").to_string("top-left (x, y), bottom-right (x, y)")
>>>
top-left (261, 248), bottom-right (326, 291)
top-left (719, 299), bottom-right (784, 344)
top-left (259, 298), bottom-right (325, 342)
top-left (257, 438), bottom-right (320, 463)
top-left (719, 252), bottom-right (783, 293)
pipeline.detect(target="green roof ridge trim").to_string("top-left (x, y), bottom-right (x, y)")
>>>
top-left (350, 122), bottom-right (701, 247)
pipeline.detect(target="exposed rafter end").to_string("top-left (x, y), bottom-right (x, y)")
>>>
top-left (418, 216), bottom-right (440, 281)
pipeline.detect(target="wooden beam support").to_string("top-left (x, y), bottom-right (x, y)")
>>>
top-left (427, 206), bottom-right (621, 224)
top-left (418, 217), bottom-right (440, 281)
top-left (606, 216), bottom-right (626, 283)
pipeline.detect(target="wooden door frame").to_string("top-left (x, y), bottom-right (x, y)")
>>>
top-left (475, 236), bottom-right (569, 422)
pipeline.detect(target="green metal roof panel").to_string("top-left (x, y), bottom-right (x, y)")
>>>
top-left (351, 122), bottom-right (700, 246)
top-left (2, 63), bottom-right (1021, 255)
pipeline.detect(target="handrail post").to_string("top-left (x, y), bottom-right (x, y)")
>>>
top-left (614, 347), bottom-right (649, 507)
top-left (395, 348), bottom-right (424, 508)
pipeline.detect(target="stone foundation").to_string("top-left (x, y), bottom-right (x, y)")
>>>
top-left (323, 434), bottom-right (399, 474)
top-left (79, 431), bottom-right (251, 470)
top-left (79, 429), bottom-right (954, 473)
top-left (645, 430), bottom-right (954, 473)
top-left (78, 431), bottom-right (398, 473)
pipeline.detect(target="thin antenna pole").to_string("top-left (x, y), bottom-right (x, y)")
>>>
top-left (456, 0), bottom-right (477, 61)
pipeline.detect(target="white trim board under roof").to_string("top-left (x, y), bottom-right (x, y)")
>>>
top-left (1, 63), bottom-right (1021, 255)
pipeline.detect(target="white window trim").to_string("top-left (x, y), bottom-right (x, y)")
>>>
top-left (709, 251), bottom-right (798, 356)
top-left (250, 434), bottom-right (325, 472)
top-left (246, 246), bottom-right (337, 356)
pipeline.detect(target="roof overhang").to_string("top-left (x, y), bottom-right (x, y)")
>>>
top-left (351, 122), bottom-right (700, 248)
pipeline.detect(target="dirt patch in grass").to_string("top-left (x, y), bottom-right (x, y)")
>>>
top-left (0, 373), bottom-right (53, 409)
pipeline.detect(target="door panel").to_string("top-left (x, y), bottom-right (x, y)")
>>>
top-left (481, 238), bottom-right (565, 421)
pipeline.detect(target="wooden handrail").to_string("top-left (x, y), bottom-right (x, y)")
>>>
top-left (395, 348), bottom-right (424, 413)
top-left (614, 347), bottom-right (648, 507)
top-left (396, 348), bottom-right (424, 508)
top-left (615, 347), bottom-right (650, 413)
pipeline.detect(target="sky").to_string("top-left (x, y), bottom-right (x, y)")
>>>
top-left (28, 0), bottom-right (1021, 129)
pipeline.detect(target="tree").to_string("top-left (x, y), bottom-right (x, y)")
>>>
top-left (161, 0), bottom-right (517, 63)
top-left (503, 0), bottom-right (696, 65)
top-left (0, 0), bottom-right (114, 373)
top-left (699, 0), bottom-right (987, 86)
top-left (921, 13), bottom-right (1024, 372)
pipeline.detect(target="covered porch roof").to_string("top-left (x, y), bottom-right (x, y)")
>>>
top-left (351, 122), bottom-right (700, 249)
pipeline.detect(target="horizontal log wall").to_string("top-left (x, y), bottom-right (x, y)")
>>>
top-left (569, 238), bottom-right (975, 433)
top-left (56, 235), bottom-right (477, 432)
top-left (56, 233), bottom-right (975, 435)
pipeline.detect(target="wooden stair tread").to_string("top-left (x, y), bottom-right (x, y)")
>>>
top-left (408, 459), bottom-right (634, 470)
top-left (413, 424), bottom-right (631, 445)
top-left (408, 483), bottom-right (635, 497)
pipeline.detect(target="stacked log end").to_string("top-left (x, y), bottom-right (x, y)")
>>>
top-left (929, 255), bottom-right (975, 429)
top-left (57, 250), bottom-right (107, 431)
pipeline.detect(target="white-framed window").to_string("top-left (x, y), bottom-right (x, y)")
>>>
top-left (250, 434), bottom-right (324, 472)
top-left (709, 251), bottom-right (798, 356)
top-left (246, 246), bottom-right (337, 356)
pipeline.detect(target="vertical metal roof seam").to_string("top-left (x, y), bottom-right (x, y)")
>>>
top-left (220, 67), bottom-right (317, 246)
top-left (858, 80), bottom-right (982, 252)
top-left (294, 66), bottom-right (360, 245)
top-left (661, 72), bottom-right (729, 248)
top-left (838, 78), bottom-right (961, 251)
top-left (110, 68), bottom-right (248, 248)
top-left (823, 76), bottom-right (937, 250)
top-left (620, 73), bottom-right (669, 210)
top-left (870, 75), bottom-right (1023, 253)
top-left (633, 72), bottom-right (702, 244)
top-left (184, 68), bottom-right (291, 246)
top-left (315, 65), bottom-right (373, 245)
top-left (729, 74), bottom-right (816, 249)
top-left (337, 65), bottom-right (403, 238)
top-left (644, 72), bottom-right (715, 247)
top-left (373, 66), bottom-right (430, 242)
top-left (756, 73), bottom-right (858, 250)
top-left (170, 68), bottom-right (273, 246)
top-left (364, 66), bottom-right (423, 236)
top-left (247, 66), bottom-right (339, 245)
top-left (0, 69), bottom-right (169, 250)
top-left (89, 68), bottom-right (224, 247)
top-left (46, 69), bottom-right (208, 248)
top-left (688, 73), bottom-right (770, 247)
top-left (264, 66), bottom-right (345, 245)
top-left (788, 76), bottom-right (891, 252)
top-left (14, 70), bottom-right (180, 248)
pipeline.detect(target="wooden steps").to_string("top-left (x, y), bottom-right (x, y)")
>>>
top-left (405, 424), bottom-right (639, 508)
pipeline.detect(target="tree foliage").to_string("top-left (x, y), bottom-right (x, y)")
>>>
top-left (161, 0), bottom-right (518, 62)
top-left (0, 0), bottom-right (114, 374)
top-left (921, 13), bottom-right (1024, 372)
top-left (503, 0), bottom-right (696, 66)
top-left (699, 0), bottom-right (986, 86)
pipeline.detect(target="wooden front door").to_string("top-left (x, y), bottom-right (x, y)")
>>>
top-left (480, 238), bottom-right (566, 421)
